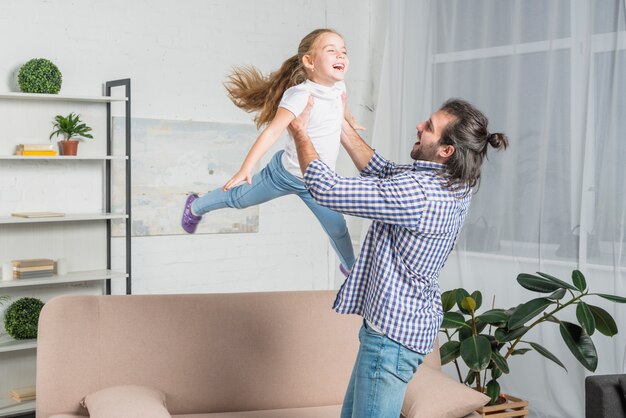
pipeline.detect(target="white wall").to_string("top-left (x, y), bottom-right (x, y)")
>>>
top-left (0, 0), bottom-right (388, 294)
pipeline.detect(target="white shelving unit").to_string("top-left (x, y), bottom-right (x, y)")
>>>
top-left (0, 80), bottom-right (131, 417)
top-left (0, 213), bottom-right (127, 225)
top-left (0, 155), bottom-right (127, 160)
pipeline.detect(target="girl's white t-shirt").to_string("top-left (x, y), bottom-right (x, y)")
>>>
top-left (278, 80), bottom-right (346, 179)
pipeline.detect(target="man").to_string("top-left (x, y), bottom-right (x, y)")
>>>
top-left (289, 97), bottom-right (508, 418)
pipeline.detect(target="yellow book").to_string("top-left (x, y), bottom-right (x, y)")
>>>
top-left (21, 150), bottom-right (57, 156)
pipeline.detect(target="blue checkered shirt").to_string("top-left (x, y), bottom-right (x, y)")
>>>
top-left (303, 152), bottom-right (472, 354)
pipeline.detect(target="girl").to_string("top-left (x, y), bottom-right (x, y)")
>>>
top-left (181, 28), bottom-right (358, 274)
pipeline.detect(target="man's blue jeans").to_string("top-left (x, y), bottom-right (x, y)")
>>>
top-left (341, 322), bottom-right (425, 418)
top-left (191, 151), bottom-right (355, 269)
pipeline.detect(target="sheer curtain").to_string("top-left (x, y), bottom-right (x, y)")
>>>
top-left (372, 1), bottom-right (626, 417)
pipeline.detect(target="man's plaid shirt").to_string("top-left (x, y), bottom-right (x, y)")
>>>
top-left (303, 152), bottom-right (471, 354)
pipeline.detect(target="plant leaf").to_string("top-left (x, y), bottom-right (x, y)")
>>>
top-left (559, 321), bottom-right (598, 371)
top-left (455, 288), bottom-right (471, 314)
top-left (576, 301), bottom-right (596, 335)
top-left (441, 290), bottom-right (457, 312)
top-left (495, 326), bottom-right (529, 343)
top-left (529, 342), bottom-right (567, 371)
top-left (508, 298), bottom-right (553, 329)
top-left (441, 311), bottom-right (470, 329)
top-left (486, 380), bottom-right (501, 405)
top-left (477, 309), bottom-right (509, 325)
top-left (464, 370), bottom-right (476, 385)
top-left (471, 290), bottom-right (483, 311)
top-left (460, 335), bottom-right (492, 371)
top-left (511, 348), bottom-right (532, 355)
top-left (547, 288), bottom-right (567, 301)
top-left (536, 271), bottom-right (579, 291)
top-left (459, 320), bottom-right (487, 341)
top-left (491, 350), bottom-right (510, 374)
top-left (440, 341), bottom-right (461, 365)
top-left (517, 273), bottom-right (561, 293)
top-left (593, 294), bottom-right (626, 303)
top-left (587, 304), bottom-right (618, 336)
top-left (572, 270), bottom-right (587, 292)
top-left (461, 296), bottom-right (477, 313)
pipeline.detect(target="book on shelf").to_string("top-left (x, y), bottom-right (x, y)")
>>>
top-left (11, 212), bottom-right (65, 218)
top-left (9, 386), bottom-right (36, 402)
top-left (13, 264), bottom-right (54, 272)
top-left (21, 150), bottom-right (58, 156)
top-left (11, 258), bottom-right (55, 268)
top-left (15, 144), bottom-right (57, 156)
top-left (13, 270), bottom-right (54, 279)
top-left (17, 143), bottom-right (54, 151)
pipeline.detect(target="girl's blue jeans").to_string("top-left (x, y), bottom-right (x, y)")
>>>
top-left (192, 151), bottom-right (355, 270)
top-left (341, 322), bottom-right (425, 418)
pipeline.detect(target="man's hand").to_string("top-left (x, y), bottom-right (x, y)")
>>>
top-left (288, 96), bottom-right (314, 140)
top-left (288, 96), bottom-right (320, 175)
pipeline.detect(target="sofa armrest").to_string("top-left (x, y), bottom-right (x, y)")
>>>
top-left (585, 374), bottom-right (626, 418)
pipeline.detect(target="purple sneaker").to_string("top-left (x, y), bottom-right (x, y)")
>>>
top-left (340, 264), bottom-right (351, 278)
top-left (181, 193), bottom-right (202, 233)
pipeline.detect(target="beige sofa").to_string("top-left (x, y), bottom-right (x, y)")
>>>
top-left (36, 290), bottom-right (487, 418)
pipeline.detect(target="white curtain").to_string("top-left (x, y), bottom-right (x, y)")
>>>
top-left (372, 1), bottom-right (626, 417)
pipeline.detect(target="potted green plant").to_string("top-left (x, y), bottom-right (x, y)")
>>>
top-left (50, 112), bottom-right (93, 156)
top-left (440, 269), bottom-right (626, 409)
top-left (17, 58), bottom-right (63, 94)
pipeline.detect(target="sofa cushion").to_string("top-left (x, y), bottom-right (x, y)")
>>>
top-left (174, 405), bottom-right (342, 417)
top-left (80, 385), bottom-right (171, 418)
top-left (401, 364), bottom-right (489, 418)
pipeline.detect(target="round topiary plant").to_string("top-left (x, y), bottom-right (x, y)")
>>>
top-left (3, 297), bottom-right (45, 340)
top-left (18, 58), bottom-right (63, 94)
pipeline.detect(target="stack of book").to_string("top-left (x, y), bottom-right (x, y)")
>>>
top-left (9, 386), bottom-right (36, 403)
top-left (11, 259), bottom-right (55, 279)
top-left (15, 143), bottom-right (57, 156)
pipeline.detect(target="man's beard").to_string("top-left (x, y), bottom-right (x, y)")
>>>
top-left (411, 145), bottom-right (438, 162)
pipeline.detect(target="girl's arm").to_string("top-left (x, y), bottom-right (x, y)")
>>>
top-left (344, 103), bottom-right (365, 131)
top-left (222, 107), bottom-right (295, 191)
top-left (340, 118), bottom-right (374, 172)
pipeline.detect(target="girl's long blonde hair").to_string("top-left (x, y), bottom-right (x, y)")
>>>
top-left (224, 28), bottom-right (340, 129)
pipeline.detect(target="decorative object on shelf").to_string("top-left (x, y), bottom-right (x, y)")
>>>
top-left (3, 297), bottom-right (45, 339)
top-left (49, 112), bottom-right (93, 156)
top-left (14, 143), bottom-right (57, 156)
top-left (55, 258), bottom-right (68, 276)
top-left (439, 269), bottom-right (626, 406)
top-left (17, 58), bottom-right (62, 94)
top-left (1, 263), bottom-right (12, 282)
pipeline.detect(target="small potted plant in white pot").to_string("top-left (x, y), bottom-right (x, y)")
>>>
top-left (49, 112), bottom-right (93, 156)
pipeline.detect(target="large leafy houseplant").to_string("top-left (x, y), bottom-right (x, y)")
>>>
top-left (440, 269), bottom-right (626, 404)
